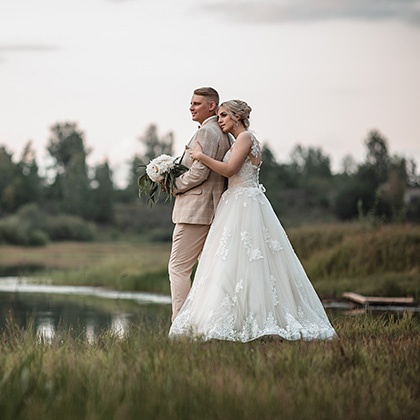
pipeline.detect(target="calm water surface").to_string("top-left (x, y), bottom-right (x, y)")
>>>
top-left (1, 277), bottom-right (418, 342)
top-left (0, 277), bottom-right (172, 341)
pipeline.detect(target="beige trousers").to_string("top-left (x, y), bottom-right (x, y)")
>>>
top-left (168, 223), bottom-right (210, 322)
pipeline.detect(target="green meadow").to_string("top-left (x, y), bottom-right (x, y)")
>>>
top-left (0, 314), bottom-right (419, 420)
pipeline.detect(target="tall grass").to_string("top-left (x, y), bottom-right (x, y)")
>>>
top-left (288, 223), bottom-right (420, 299)
top-left (0, 314), bottom-right (419, 420)
top-left (289, 223), bottom-right (420, 276)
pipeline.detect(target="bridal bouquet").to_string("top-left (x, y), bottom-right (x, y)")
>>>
top-left (138, 154), bottom-right (188, 206)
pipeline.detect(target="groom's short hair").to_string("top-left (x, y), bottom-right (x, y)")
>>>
top-left (194, 87), bottom-right (219, 106)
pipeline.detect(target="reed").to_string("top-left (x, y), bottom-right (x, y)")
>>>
top-left (289, 223), bottom-right (420, 276)
top-left (0, 314), bottom-right (419, 420)
top-left (288, 223), bottom-right (420, 299)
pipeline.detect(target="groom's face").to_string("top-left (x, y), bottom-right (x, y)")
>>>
top-left (190, 95), bottom-right (216, 125)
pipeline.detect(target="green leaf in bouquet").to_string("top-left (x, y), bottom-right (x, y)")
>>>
top-left (137, 158), bottom-right (188, 207)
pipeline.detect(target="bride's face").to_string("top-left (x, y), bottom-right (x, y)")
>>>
top-left (217, 107), bottom-right (236, 133)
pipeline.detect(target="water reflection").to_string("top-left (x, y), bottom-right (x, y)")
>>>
top-left (86, 320), bottom-right (96, 344)
top-left (32, 312), bottom-right (134, 343)
top-left (1, 278), bottom-right (418, 341)
top-left (111, 313), bottom-right (131, 338)
top-left (37, 313), bottom-right (55, 343)
top-left (0, 277), bottom-right (172, 340)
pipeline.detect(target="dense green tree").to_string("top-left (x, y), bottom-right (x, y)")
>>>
top-left (121, 155), bottom-right (144, 202)
top-left (334, 175), bottom-right (376, 220)
top-left (334, 141), bottom-right (386, 221)
top-left (1, 122), bottom-right (420, 231)
top-left (47, 122), bottom-right (88, 170)
top-left (288, 144), bottom-right (334, 211)
top-left (406, 158), bottom-right (420, 187)
top-left (362, 131), bottom-right (410, 222)
top-left (260, 144), bottom-right (279, 187)
top-left (365, 129), bottom-right (390, 184)
top-left (259, 144), bottom-right (282, 215)
top-left (334, 130), bottom-right (411, 222)
top-left (16, 141), bottom-right (43, 205)
top-left (60, 153), bottom-right (91, 218)
top-left (46, 122), bottom-right (92, 218)
top-left (0, 146), bottom-right (19, 213)
top-left (0, 143), bottom-right (42, 214)
top-left (260, 144), bottom-right (298, 216)
top-left (91, 160), bottom-right (115, 223)
top-left (374, 155), bottom-right (408, 221)
top-left (289, 144), bottom-right (332, 179)
top-left (260, 144), bottom-right (297, 188)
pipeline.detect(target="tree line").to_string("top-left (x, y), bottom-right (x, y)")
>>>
top-left (0, 121), bottom-right (419, 245)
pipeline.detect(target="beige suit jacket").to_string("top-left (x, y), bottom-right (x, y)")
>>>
top-left (172, 116), bottom-right (231, 225)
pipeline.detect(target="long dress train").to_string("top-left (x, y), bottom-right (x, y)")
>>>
top-left (169, 134), bottom-right (337, 342)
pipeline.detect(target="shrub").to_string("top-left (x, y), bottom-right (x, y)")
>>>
top-left (0, 204), bottom-right (96, 245)
top-left (46, 214), bottom-right (96, 241)
top-left (0, 216), bottom-right (46, 246)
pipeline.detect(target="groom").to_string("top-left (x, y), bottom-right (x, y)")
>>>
top-left (169, 87), bottom-right (231, 321)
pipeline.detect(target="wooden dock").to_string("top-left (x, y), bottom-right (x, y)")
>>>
top-left (342, 292), bottom-right (415, 306)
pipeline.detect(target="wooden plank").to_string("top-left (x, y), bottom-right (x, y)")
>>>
top-left (342, 292), bottom-right (415, 306)
top-left (342, 292), bottom-right (367, 305)
top-left (363, 296), bottom-right (415, 305)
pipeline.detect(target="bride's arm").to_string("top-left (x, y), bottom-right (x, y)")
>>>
top-left (190, 132), bottom-right (252, 178)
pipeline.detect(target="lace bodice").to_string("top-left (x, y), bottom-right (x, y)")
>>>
top-left (225, 133), bottom-right (261, 189)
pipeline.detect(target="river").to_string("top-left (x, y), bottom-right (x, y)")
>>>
top-left (0, 277), bottom-right (418, 342)
top-left (0, 277), bottom-right (172, 342)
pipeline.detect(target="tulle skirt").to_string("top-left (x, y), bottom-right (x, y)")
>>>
top-left (169, 185), bottom-right (337, 342)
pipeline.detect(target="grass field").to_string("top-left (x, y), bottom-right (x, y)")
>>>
top-left (0, 314), bottom-right (419, 420)
top-left (0, 223), bottom-right (419, 419)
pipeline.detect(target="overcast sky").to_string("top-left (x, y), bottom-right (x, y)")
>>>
top-left (1, 0), bottom-right (419, 186)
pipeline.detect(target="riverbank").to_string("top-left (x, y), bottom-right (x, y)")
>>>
top-left (0, 314), bottom-right (419, 420)
top-left (0, 223), bottom-right (419, 300)
top-left (0, 241), bottom-right (171, 295)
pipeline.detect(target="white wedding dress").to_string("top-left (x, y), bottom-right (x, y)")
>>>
top-left (169, 134), bottom-right (337, 342)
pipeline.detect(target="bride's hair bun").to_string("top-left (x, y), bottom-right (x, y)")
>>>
top-left (220, 99), bottom-right (252, 129)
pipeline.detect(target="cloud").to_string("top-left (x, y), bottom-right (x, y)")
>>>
top-left (199, 0), bottom-right (420, 26)
top-left (0, 44), bottom-right (60, 53)
top-left (0, 44), bottom-right (61, 63)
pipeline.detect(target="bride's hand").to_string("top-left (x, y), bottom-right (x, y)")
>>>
top-left (189, 142), bottom-right (203, 161)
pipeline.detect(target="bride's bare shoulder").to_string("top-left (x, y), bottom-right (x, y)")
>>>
top-left (236, 131), bottom-right (253, 143)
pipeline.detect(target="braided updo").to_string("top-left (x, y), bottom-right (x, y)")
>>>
top-left (219, 100), bottom-right (252, 129)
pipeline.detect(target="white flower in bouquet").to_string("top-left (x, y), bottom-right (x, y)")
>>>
top-left (138, 154), bottom-right (188, 207)
top-left (146, 154), bottom-right (176, 182)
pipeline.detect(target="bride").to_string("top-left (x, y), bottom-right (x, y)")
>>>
top-left (169, 100), bottom-right (337, 342)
